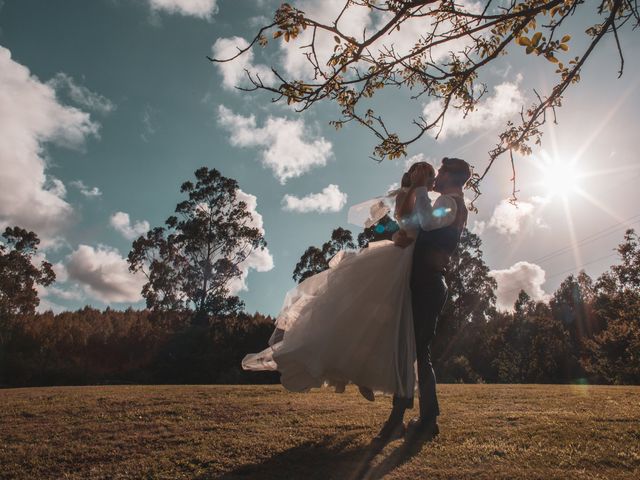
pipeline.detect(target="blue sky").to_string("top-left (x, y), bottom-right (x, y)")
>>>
top-left (1, 0), bottom-right (639, 315)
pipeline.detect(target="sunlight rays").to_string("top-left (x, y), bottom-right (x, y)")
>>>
top-left (561, 195), bottom-right (583, 269)
top-left (506, 76), bottom-right (640, 286)
top-left (573, 186), bottom-right (635, 228)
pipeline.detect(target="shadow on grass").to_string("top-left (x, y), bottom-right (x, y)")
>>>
top-left (205, 432), bottom-right (432, 480)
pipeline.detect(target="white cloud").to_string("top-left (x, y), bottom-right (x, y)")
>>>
top-left (423, 75), bottom-right (525, 139)
top-left (46, 285), bottom-right (84, 301)
top-left (48, 73), bottom-right (115, 114)
top-left (282, 184), bottom-right (347, 213)
top-left (33, 256), bottom-right (79, 312)
top-left (66, 244), bottom-right (145, 303)
top-left (110, 211), bottom-right (150, 240)
top-left (211, 36), bottom-right (275, 90)
top-left (0, 46), bottom-right (99, 245)
top-left (51, 261), bottom-right (69, 282)
top-left (401, 152), bottom-right (437, 171)
top-left (489, 261), bottom-right (550, 311)
top-left (70, 180), bottom-right (102, 197)
top-left (147, 0), bottom-right (218, 19)
top-left (488, 199), bottom-right (534, 235)
top-left (470, 220), bottom-right (486, 236)
top-left (217, 105), bottom-right (332, 183)
top-left (226, 189), bottom-right (274, 294)
top-left (485, 197), bottom-right (547, 236)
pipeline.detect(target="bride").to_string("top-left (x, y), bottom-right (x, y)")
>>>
top-left (242, 163), bottom-right (437, 401)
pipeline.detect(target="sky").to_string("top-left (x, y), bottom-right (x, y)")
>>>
top-left (1, 0), bottom-right (639, 315)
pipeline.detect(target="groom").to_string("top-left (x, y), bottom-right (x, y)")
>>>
top-left (375, 157), bottom-right (471, 444)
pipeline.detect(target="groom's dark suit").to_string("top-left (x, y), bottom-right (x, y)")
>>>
top-left (393, 191), bottom-right (468, 420)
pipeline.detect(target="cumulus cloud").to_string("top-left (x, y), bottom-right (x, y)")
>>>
top-left (46, 285), bottom-right (84, 302)
top-left (282, 184), bottom-right (348, 213)
top-left (423, 75), bottom-right (525, 139)
top-left (48, 73), bottom-right (115, 114)
top-left (70, 180), bottom-right (102, 197)
top-left (470, 220), bottom-right (486, 236)
top-left (489, 261), bottom-right (550, 311)
top-left (0, 46), bottom-right (99, 246)
top-left (488, 199), bottom-right (535, 235)
top-left (217, 105), bottom-right (332, 183)
top-left (110, 211), bottom-right (150, 240)
top-left (147, 0), bottom-right (218, 19)
top-left (400, 152), bottom-right (439, 171)
top-left (211, 36), bottom-right (275, 90)
top-left (66, 244), bottom-right (145, 303)
top-left (486, 197), bottom-right (547, 236)
top-left (226, 189), bottom-right (274, 294)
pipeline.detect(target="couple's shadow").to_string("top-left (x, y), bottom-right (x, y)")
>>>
top-left (210, 431), bottom-right (432, 480)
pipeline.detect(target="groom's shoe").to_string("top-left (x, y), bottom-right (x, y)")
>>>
top-left (358, 385), bottom-right (375, 402)
top-left (371, 419), bottom-right (406, 447)
top-left (407, 417), bottom-right (439, 440)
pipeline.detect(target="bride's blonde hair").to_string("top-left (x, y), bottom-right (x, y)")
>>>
top-left (400, 172), bottom-right (411, 188)
top-left (407, 161), bottom-right (435, 184)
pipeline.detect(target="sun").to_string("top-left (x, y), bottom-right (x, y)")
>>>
top-left (537, 151), bottom-right (581, 199)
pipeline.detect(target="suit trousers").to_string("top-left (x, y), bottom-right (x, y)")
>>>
top-left (392, 270), bottom-right (448, 419)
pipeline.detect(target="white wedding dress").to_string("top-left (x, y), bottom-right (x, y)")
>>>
top-left (242, 188), bottom-right (419, 398)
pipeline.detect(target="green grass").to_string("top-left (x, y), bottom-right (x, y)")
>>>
top-left (1, 384), bottom-right (639, 479)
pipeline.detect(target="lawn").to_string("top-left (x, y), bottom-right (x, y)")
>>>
top-left (1, 384), bottom-right (638, 479)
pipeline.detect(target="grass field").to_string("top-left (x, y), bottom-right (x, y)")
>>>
top-left (1, 384), bottom-right (639, 479)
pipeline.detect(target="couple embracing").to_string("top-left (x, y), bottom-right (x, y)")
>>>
top-left (243, 157), bottom-right (471, 445)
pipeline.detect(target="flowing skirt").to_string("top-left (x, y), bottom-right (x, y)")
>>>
top-left (242, 240), bottom-right (416, 398)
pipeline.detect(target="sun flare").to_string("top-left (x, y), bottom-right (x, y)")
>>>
top-left (544, 159), bottom-right (580, 197)
top-left (537, 151), bottom-right (581, 199)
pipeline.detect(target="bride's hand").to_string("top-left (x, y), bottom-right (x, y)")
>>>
top-left (392, 230), bottom-right (413, 248)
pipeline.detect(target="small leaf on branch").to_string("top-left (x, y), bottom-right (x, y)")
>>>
top-left (532, 32), bottom-right (542, 45)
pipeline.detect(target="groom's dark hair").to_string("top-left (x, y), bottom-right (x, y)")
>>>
top-left (441, 157), bottom-right (471, 187)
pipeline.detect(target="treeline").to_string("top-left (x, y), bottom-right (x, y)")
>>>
top-left (0, 308), bottom-right (278, 387)
top-left (431, 229), bottom-right (640, 385)
top-left (0, 167), bottom-right (638, 387)
top-left (1, 229), bottom-right (637, 388)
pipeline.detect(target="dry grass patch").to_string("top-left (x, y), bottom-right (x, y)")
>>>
top-left (1, 384), bottom-right (639, 479)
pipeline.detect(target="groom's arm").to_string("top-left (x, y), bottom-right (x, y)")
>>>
top-left (414, 188), bottom-right (458, 231)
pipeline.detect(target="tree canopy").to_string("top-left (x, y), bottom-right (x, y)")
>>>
top-left (128, 168), bottom-right (268, 323)
top-left (211, 0), bottom-right (639, 199)
top-left (292, 227), bottom-right (356, 283)
top-left (0, 227), bottom-right (55, 318)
